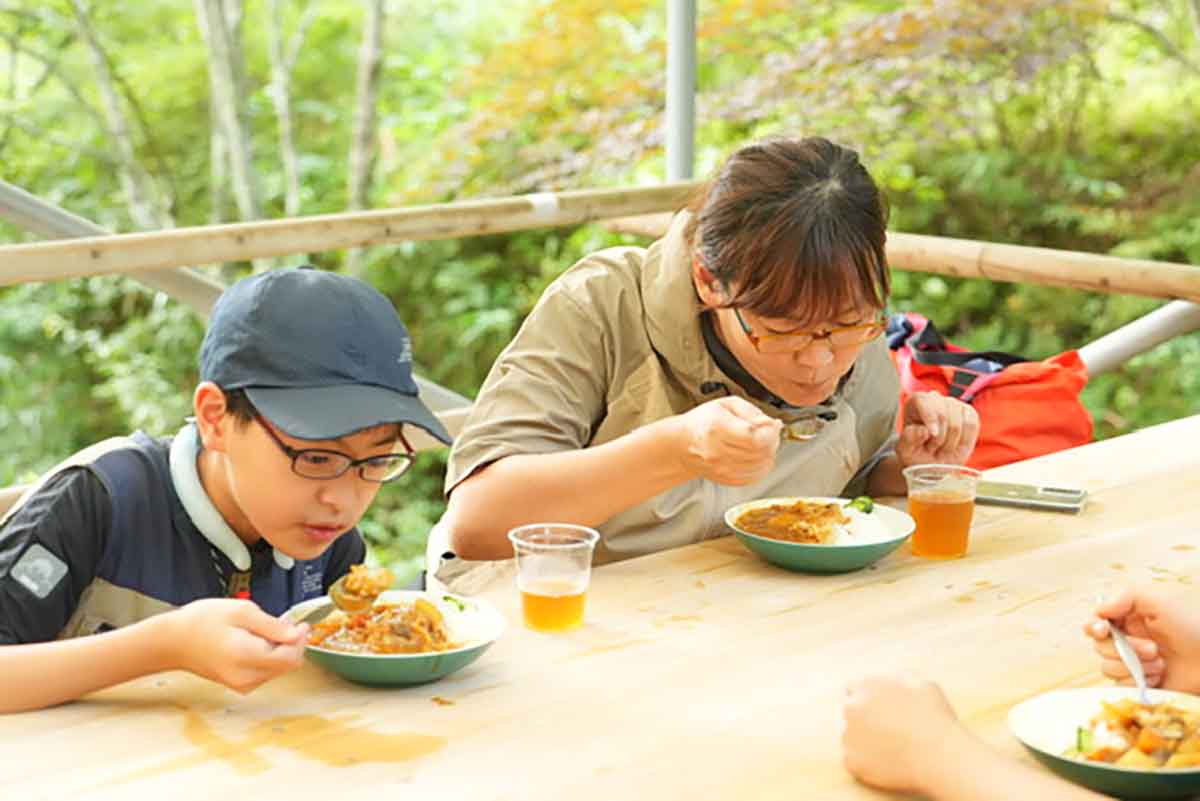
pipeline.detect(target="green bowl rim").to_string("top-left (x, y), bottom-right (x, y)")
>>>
top-left (290, 589), bottom-right (506, 661)
top-left (725, 496), bottom-right (915, 551)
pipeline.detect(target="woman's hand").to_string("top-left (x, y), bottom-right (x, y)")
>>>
top-left (164, 599), bottom-right (309, 694)
top-left (674, 396), bottom-right (780, 486)
top-left (897, 392), bottom-right (980, 468)
top-left (1084, 586), bottom-right (1200, 695)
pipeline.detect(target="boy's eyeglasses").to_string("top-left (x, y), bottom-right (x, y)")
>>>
top-left (732, 308), bottom-right (886, 354)
top-left (255, 416), bottom-right (414, 483)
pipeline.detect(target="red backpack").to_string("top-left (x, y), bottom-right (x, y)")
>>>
top-left (886, 313), bottom-right (1094, 470)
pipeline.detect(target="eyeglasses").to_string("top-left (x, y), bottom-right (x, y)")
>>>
top-left (255, 416), bottom-right (414, 483)
top-left (732, 308), bottom-right (886, 354)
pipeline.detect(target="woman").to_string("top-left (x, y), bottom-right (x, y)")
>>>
top-left (430, 136), bottom-right (979, 593)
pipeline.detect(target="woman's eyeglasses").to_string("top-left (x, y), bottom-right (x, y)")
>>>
top-left (733, 308), bottom-right (885, 354)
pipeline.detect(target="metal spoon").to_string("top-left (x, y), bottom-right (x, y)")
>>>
top-left (779, 418), bottom-right (824, 442)
top-left (1108, 619), bottom-right (1153, 706)
top-left (301, 567), bottom-right (393, 625)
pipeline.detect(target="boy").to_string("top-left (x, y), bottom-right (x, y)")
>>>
top-left (0, 267), bottom-right (449, 713)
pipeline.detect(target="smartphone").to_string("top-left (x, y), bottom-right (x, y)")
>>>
top-left (975, 480), bottom-right (1088, 514)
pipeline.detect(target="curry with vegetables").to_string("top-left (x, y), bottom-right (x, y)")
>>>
top-left (734, 499), bottom-right (850, 544)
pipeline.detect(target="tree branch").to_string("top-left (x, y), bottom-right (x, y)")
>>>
top-left (67, 0), bottom-right (169, 230)
top-left (194, 0), bottom-right (260, 221)
top-left (1, 27), bottom-right (19, 153)
top-left (1106, 12), bottom-right (1200, 76)
top-left (111, 69), bottom-right (181, 221)
top-left (0, 111), bottom-right (115, 160)
top-left (348, 0), bottom-right (383, 213)
top-left (267, 0), bottom-right (319, 218)
top-left (1190, 0), bottom-right (1200, 48)
top-left (0, 30), bottom-right (106, 128)
top-left (0, 3), bottom-right (42, 25)
top-left (209, 103), bottom-right (229, 225)
top-left (346, 0), bottom-right (384, 275)
top-left (287, 0), bottom-right (320, 74)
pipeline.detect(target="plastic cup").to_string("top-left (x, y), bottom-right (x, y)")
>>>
top-left (902, 464), bottom-right (981, 559)
top-left (507, 524), bottom-right (599, 632)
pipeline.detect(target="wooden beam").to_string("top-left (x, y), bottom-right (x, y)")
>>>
top-left (607, 214), bottom-right (1200, 302)
top-left (886, 232), bottom-right (1200, 302)
top-left (0, 184), bottom-right (700, 287)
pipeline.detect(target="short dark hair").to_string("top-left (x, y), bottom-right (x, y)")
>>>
top-left (220, 387), bottom-right (257, 426)
top-left (685, 136), bottom-right (890, 325)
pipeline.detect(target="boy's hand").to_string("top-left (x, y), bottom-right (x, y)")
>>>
top-left (1085, 587), bottom-right (1200, 695)
top-left (843, 674), bottom-right (966, 794)
top-left (897, 392), bottom-right (980, 468)
top-left (165, 599), bottom-right (309, 694)
top-left (675, 397), bottom-right (780, 486)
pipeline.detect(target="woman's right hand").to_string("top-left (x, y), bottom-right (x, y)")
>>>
top-left (674, 397), bottom-right (780, 486)
top-left (164, 598), bottom-right (309, 694)
top-left (1085, 586), bottom-right (1200, 694)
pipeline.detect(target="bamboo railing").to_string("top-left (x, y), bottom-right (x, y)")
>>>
top-left (0, 184), bottom-right (699, 287)
top-left (607, 213), bottom-right (1200, 303)
top-left (3, 185), bottom-right (1197, 302)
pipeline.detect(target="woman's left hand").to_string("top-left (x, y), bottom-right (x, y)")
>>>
top-left (896, 391), bottom-right (980, 467)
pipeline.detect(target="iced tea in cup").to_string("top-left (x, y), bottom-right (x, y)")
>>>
top-left (507, 524), bottom-right (599, 632)
top-left (903, 464), bottom-right (981, 559)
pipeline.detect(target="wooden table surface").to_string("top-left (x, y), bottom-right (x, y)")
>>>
top-left (5, 415), bottom-right (1200, 800)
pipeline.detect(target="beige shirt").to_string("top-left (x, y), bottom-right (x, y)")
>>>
top-left (430, 212), bottom-right (900, 594)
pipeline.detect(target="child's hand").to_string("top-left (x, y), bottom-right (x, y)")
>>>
top-left (843, 674), bottom-right (967, 794)
top-left (165, 599), bottom-right (309, 694)
top-left (1085, 586), bottom-right (1200, 695)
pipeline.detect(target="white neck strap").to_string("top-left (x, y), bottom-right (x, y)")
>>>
top-left (169, 423), bottom-right (295, 572)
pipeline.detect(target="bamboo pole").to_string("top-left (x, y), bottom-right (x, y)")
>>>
top-left (0, 184), bottom-right (700, 287)
top-left (606, 214), bottom-right (1200, 302)
top-left (5, 187), bottom-right (1197, 300)
top-left (885, 232), bottom-right (1200, 302)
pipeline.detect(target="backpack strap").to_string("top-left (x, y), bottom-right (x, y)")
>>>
top-left (891, 314), bottom-right (1031, 403)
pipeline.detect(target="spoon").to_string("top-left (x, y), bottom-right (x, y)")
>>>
top-left (778, 418), bottom-right (824, 443)
top-left (302, 566), bottom-right (394, 625)
top-left (1102, 609), bottom-right (1152, 706)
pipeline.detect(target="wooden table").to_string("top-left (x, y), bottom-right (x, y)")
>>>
top-left (6, 415), bottom-right (1200, 800)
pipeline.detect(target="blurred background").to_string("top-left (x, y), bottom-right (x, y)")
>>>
top-left (2, 0), bottom-right (1197, 582)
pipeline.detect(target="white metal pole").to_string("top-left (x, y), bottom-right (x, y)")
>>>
top-left (1078, 300), bottom-right (1200, 377)
top-left (666, 0), bottom-right (696, 181)
top-left (0, 181), bottom-right (224, 317)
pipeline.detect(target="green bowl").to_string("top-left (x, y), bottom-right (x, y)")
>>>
top-left (724, 496), bottom-right (915, 574)
top-left (1008, 687), bottom-right (1200, 800)
top-left (285, 590), bottom-right (505, 687)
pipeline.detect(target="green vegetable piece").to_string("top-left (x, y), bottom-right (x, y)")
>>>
top-left (443, 594), bottom-right (466, 612)
top-left (1077, 726), bottom-right (1094, 753)
top-left (848, 496), bottom-right (874, 514)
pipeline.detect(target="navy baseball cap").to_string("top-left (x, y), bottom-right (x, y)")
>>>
top-left (199, 267), bottom-right (451, 443)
